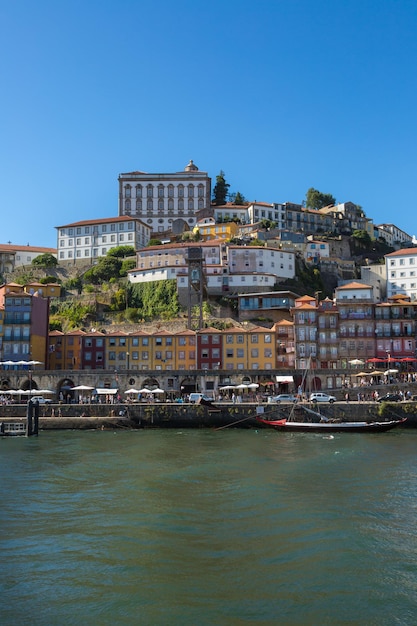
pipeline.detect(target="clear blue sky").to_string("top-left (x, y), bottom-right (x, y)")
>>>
top-left (2, 0), bottom-right (417, 249)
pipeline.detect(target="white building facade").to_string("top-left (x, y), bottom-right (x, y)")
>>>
top-left (118, 160), bottom-right (211, 235)
top-left (385, 248), bottom-right (417, 300)
top-left (56, 216), bottom-right (151, 261)
top-left (377, 224), bottom-right (413, 248)
top-left (128, 241), bottom-right (295, 296)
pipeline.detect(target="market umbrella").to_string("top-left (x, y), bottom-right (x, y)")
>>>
top-left (150, 388), bottom-right (165, 394)
top-left (124, 388), bottom-right (140, 394)
top-left (354, 371), bottom-right (370, 377)
top-left (71, 385), bottom-right (95, 391)
top-left (384, 369), bottom-right (399, 375)
top-left (349, 359), bottom-right (365, 366)
top-left (138, 388), bottom-right (152, 394)
top-left (371, 370), bottom-right (385, 376)
top-left (248, 383), bottom-right (259, 389)
top-left (236, 384), bottom-right (249, 389)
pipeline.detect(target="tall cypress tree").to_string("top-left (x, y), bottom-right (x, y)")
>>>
top-left (212, 170), bottom-right (230, 205)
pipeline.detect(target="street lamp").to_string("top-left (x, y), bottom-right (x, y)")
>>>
top-left (126, 352), bottom-right (130, 370)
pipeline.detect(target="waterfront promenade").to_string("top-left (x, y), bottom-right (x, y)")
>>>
top-left (1, 398), bottom-right (415, 430)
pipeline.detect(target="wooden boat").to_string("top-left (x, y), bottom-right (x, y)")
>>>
top-left (257, 413), bottom-right (407, 433)
top-left (258, 356), bottom-right (407, 432)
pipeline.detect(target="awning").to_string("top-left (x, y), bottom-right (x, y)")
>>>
top-left (95, 388), bottom-right (118, 395)
top-left (276, 375), bottom-right (294, 383)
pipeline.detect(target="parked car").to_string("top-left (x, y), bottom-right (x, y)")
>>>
top-left (188, 393), bottom-right (214, 403)
top-left (269, 394), bottom-right (298, 403)
top-left (309, 392), bottom-right (336, 403)
top-left (377, 393), bottom-right (402, 403)
top-left (30, 396), bottom-right (52, 404)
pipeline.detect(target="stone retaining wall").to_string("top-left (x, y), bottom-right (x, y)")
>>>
top-left (1, 400), bottom-right (416, 429)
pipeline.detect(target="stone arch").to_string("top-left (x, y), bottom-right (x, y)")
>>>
top-left (142, 377), bottom-right (159, 390)
top-left (21, 378), bottom-right (39, 392)
top-left (57, 377), bottom-right (76, 402)
top-left (179, 377), bottom-right (196, 394)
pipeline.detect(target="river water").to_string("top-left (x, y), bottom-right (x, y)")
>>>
top-left (2, 428), bottom-right (417, 625)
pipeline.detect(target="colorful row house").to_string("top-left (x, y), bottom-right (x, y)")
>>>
top-left (48, 324), bottom-right (290, 372)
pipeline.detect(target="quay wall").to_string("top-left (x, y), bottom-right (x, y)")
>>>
top-left (1, 401), bottom-right (416, 429)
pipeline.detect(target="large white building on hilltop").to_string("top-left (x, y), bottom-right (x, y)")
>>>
top-left (56, 216), bottom-right (151, 261)
top-left (118, 160), bottom-right (211, 235)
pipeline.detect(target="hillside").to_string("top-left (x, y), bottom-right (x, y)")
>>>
top-left (5, 235), bottom-right (393, 332)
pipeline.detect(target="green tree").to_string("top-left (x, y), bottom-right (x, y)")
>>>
top-left (147, 238), bottom-right (163, 246)
top-left (84, 256), bottom-right (122, 284)
top-left (259, 219), bottom-right (276, 231)
top-left (212, 170), bottom-right (230, 205)
top-left (107, 245), bottom-right (136, 258)
top-left (306, 188), bottom-right (336, 210)
top-left (351, 230), bottom-right (372, 248)
top-left (31, 253), bottom-right (58, 267)
top-left (233, 191), bottom-right (246, 205)
top-left (120, 258), bottom-right (137, 276)
top-left (39, 275), bottom-right (61, 284)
